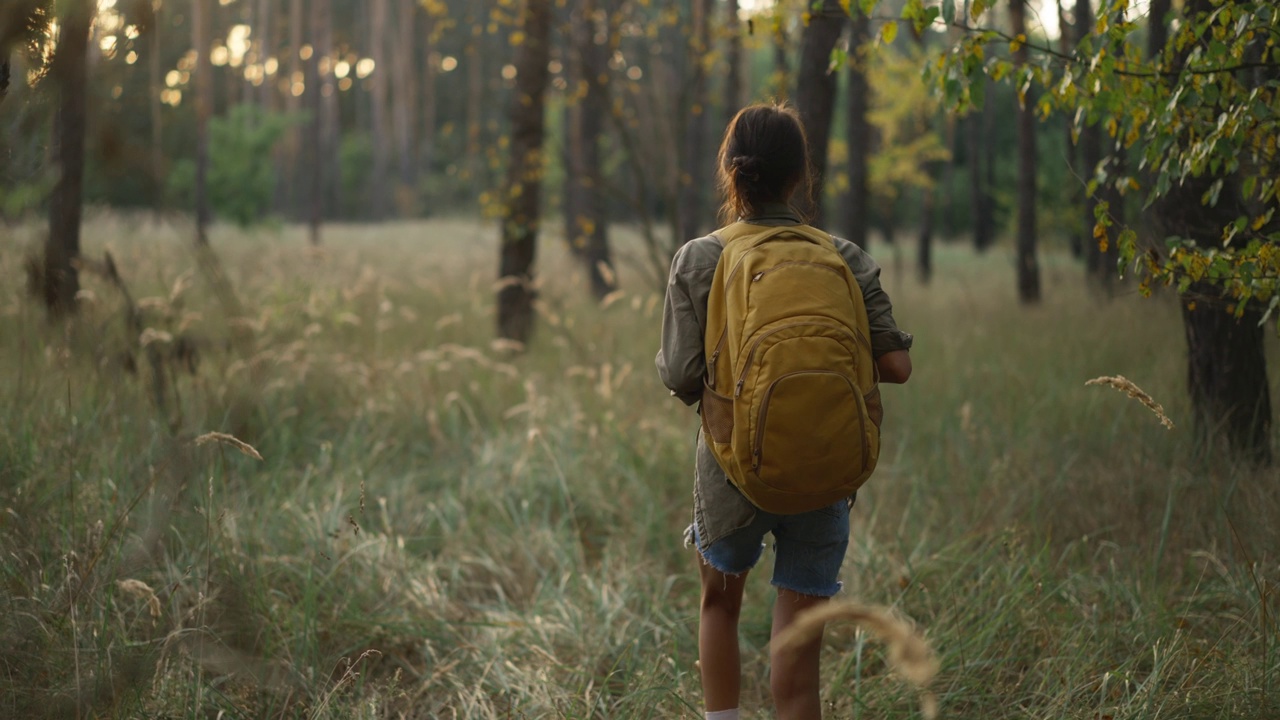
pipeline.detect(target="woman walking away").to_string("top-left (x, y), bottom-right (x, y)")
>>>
top-left (656, 103), bottom-right (914, 720)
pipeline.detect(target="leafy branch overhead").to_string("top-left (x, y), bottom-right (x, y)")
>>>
top-left (887, 0), bottom-right (1279, 327)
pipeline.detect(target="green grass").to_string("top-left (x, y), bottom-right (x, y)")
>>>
top-left (1, 213), bottom-right (1278, 719)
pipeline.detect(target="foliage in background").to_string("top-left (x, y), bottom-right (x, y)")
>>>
top-left (922, 0), bottom-right (1280, 326)
top-left (167, 106), bottom-right (297, 227)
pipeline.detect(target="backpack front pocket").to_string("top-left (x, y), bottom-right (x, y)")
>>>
top-left (752, 370), bottom-right (869, 495)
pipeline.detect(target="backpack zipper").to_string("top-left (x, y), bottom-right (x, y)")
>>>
top-left (752, 370), bottom-right (867, 474)
top-left (734, 322), bottom-right (865, 397)
top-left (751, 260), bottom-right (844, 283)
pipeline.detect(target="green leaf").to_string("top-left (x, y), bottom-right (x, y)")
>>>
top-left (943, 0), bottom-right (956, 24)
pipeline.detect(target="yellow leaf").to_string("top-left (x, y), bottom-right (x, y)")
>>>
top-left (882, 20), bottom-right (898, 44)
top-left (1010, 33), bottom-right (1026, 52)
top-left (510, 30), bottom-right (525, 46)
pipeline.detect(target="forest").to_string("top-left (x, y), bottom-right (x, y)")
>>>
top-left (1, 0), bottom-right (1278, 717)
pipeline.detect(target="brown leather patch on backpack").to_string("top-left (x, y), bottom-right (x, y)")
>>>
top-left (700, 383), bottom-right (734, 444)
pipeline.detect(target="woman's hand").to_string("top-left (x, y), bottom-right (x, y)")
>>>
top-left (876, 350), bottom-right (912, 384)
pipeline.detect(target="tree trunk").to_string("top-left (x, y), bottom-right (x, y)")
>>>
top-left (392, 0), bottom-right (418, 214)
top-left (771, 13), bottom-right (789, 101)
top-left (0, 58), bottom-right (10, 105)
top-left (564, 0), bottom-right (616, 300)
top-left (43, 0), bottom-right (94, 316)
top-left (675, 0), bottom-right (713, 244)
top-left (1057, 0), bottom-right (1081, 258)
top-left (368, 0), bottom-right (390, 219)
top-left (149, 9), bottom-right (164, 215)
top-left (794, 0), bottom-right (847, 226)
top-left (278, 0), bottom-right (303, 216)
top-left (464, 0), bottom-right (487, 189)
top-left (1182, 280), bottom-right (1272, 464)
top-left (1010, 0), bottom-right (1040, 303)
top-left (308, 0), bottom-right (332, 243)
top-left (1162, 0), bottom-right (1272, 462)
top-left (496, 0), bottom-right (553, 345)
top-left (421, 12), bottom-right (438, 210)
top-left (193, 0), bottom-right (213, 244)
top-left (917, 187), bottom-right (935, 284)
top-left (1075, 0), bottom-right (1105, 283)
top-left (723, 0), bottom-right (743, 125)
top-left (967, 92), bottom-right (993, 251)
top-left (844, 8), bottom-right (871, 249)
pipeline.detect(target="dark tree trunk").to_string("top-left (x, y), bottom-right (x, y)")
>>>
top-left (844, 8), bottom-right (871, 250)
top-left (193, 0), bottom-right (213, 244)
top-left (1057, 0), bottom-right (1082, 258)
top-left (278, 0), bottom-right (303, 216)
top-left (44, 0), bottom-right (94, 316)
top-left (675, 0), bottom-right (712, 244)
top-left (149, 12), bottom-right (164, 215)
top-left (308, 0), bottom-right (332, 243)
top-left (1076, 0), bottom-right (1105, 282)
top-left (393, 0), bottom-right (418, 212)
top-left (369, 0), bottom-right (390, 219)
top-left (967, 91), bottom-right (994, 252)
top-left (564, 0), bottom-right (615, 300)
top-left (1182, 281), bottom-right (1272, 463)
top-left (421, 10), bottom-right (438, 209)
top-left (771, 13), bottom-right (789, 101)
top-left (1010, 0), bottom-right (1040, 303)
top-left (723, 0), bottom-right (743, 124)
top-left (1147, 0), bottom-right (1171, 60)
top-left (1, 58), bottom-right (11, 105)
top-left (497, 0), bottom-right (553, 345)
top-left (917, 187), bottom-right (935, 284)
top-left (464, 0), bottom-right (487, 189)
top-left (794, 0), bottom-right (847, 226)
top-left (1162, 0), bottom-right (1273, 462)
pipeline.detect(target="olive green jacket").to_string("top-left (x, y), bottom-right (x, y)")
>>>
top-left (655, 204), bottom-right (913, 548)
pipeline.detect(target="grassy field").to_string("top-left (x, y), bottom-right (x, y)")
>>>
top-left (2, 214), bottom-right (1278, 719)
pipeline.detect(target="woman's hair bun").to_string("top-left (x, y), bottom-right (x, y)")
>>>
top-left (730, 155), bottom-right (762, 182)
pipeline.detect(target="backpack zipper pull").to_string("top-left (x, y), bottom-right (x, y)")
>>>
top-left (734, 378), bottom-right (745, 397)
top-left (752, 272), bottom-right (764, 282)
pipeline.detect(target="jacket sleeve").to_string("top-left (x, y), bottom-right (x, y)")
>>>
top-left (834, 237), bottom-right (914, 358)
top-left (656, 240), bottom-right (719, 406)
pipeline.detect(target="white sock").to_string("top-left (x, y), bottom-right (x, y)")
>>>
top-left (705, 710), bottom-right (740, 720)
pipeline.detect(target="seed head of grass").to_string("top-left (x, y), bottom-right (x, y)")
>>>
top-left (1085, 375), bottom-right (1175, 429)
top-left (193, 432), bottom-right (264, 461)
top-left (772, 601), bottom-right (940, 719)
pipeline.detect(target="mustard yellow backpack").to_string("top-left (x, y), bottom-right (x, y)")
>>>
top-left (700, 222), bottom-right (882, 515)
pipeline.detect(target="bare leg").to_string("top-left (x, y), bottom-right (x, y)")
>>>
top-left (770, 588), bottom-right (829, 720)
top-left (697, 553), bottom-right (750, 712)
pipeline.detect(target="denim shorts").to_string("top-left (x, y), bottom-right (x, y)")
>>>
top-left (693, 500), bottom-right (851, 598)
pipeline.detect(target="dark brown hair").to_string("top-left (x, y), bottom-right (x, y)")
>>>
top-left (715, 103), bottom-right (811, 224)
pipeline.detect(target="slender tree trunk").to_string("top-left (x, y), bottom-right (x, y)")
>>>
top-left (844, 8), bottom-right (871, 249)
top-left (675, 0), bottom-right (713, 244)
top-left (193, 0), bottom-right (213, 244)
top-left (279, 0), bottom-right (303, 216)
top-left (794, 0), bottom-right (847, 225)
top-left (256, 0), bottom-right (272, 109)
top-left (0, 58), bottom-right (10, 105)
top-left (723, 0), bottom-right (743, 124)
top-left (44, 0), bottom-right (94, 316)
top-left (1010, 0), bottom-right (1040, 302)
top-left (421, 15), bottom-right (438, 210)
top-left (464, 0), bottom-right (486, 189)
top-left (564, 0), bottom-right (615, 299)
top-left (392, 0), bottom-right (418, 214)
top-left (149, 10), bottom-right (164, 215)
top-left (497, 0), bottom-right (553, 345)
top-left (967, 94), bottom-right (993, 251)
top-left (1057, 0), bottom-right (1082, 258)
top-left (369, 0), bottom-right (390, 219)
top-left (771, 13), bottom-right (789, 101)
top-left (308, 0), bottom-right (332, 243)
top-left (1076, 0), bottom-right (1104, 282)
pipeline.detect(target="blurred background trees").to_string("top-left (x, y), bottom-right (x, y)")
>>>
top-left (1, 0), bottom-right (1275, 458)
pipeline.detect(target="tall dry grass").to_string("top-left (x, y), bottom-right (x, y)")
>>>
top-left (1, 212), bottom-right (1277, 718)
